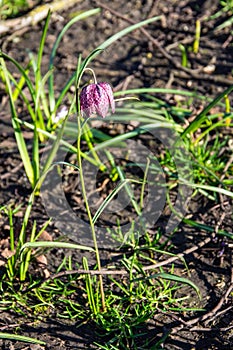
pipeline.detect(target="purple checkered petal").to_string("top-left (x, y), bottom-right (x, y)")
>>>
top-left (80, 84), bottom-right (96, 117)
top-left (98, 82), bottom-right (115, 114)
top-left (92, 84), bottom-right (109, 118)
top-left (80, 82), bottom-right (115, 118)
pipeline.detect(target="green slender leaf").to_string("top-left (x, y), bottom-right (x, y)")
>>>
top-left (49, 9), bottom-right (100, 68)
top-left (93, 179), bottom-right (132, 224)
top-left (37, 10), bottom-right (51, 76)
top-left (133, 272), bottom-right (201, 298)
top-left (76, 48), bottom-right (103, 86)
top-left (41, 92), bottom-right (77, 176)
top-left (52, 160), bottom-right (79, 171)
top-left (97, 16), bottom-right (162, 51)
top-left (182, 84), bottom-right (233, 137)
top-left (114, 87), bottom-right (211, 101)
top-left (32, 127), bottom-right (39, 188)
top-left (83, 257), bottom-right (97, 314)
top-left (0, 57), bottom-right (34, 185)
top-left (9, 71), bottom-right (36, 121)
top-left (183, 218), bottom-right (233, 239)
top-left (35, 68), bottom-right (54, 121)
top-left (15, 118), bottom-right (99, 166)
top-left (49, 8), bottom-right (100, 112)
top-left (0, 332), bottom-right (46, 345)
top-left (27, 51), bottom-right (45, 134)
top-left (17, 160), bottom-right (80, 260)
top-left (0, 51), bottom-right (36, 103)
top-left (181, 180), bottom-right (233, 198)
top-left (117, 166), bottom-right (141, 216)
top-left (20, 241), bottom-right (94, 254)
top-left (140, 157), bottom-right (150, 209)
top-left (55, 48), bottom-right (102, 111)
top-left (92, 123), bottom-right (176, 152)
top-left (215, 16), bottom-right (233, 31)
top-left (36, 12), bottom-right (51, 127)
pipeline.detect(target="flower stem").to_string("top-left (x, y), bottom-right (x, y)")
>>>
top-left (83, 67), bottom-right (97, 84)
top-left (76, 103), bottom-right (106, 312)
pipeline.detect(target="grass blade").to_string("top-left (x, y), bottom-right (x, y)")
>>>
top-left (93, 179), bottom-right (133, 224)
top-left (15, 117), bottom-right (100, 166)
top-left (181, 181), bottom-right (233, 198)
top-left (182, 84), bottom-right (233, 137)
top-left (0, 51), bottom-right (36, 103)
top-left (97, 16), bottom-right (162, 51)
top-left (133, 272), bottom-right (201, 298)
top-left (34, 10), bottom-right (51, 132)
top-left (49, 8), bottom-right (101, 112)
top-left (0, 57), bottom-right (34, 186)
top-left (20, 241), bottom-right (94, 253)
top-left (0, 333), bottom-right (46, 345)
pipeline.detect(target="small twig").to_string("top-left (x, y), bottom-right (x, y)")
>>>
top-left (214, 212), bottom-right (226, 234)
top-left (190, 324), bottom-right (233, 332)
top-left (219, 154), bottom-right (233, 210)
top-left (143, 235), bottom-right (212, 271)
top-left (220, 324), bottom-right (233, 332)
top-left (147, 0), bottom-right (160, 18)
top-left (220, 154), bottom-right (233, 182)
top-left (170, 283), bottom-right (233, 333)
top-left (1, 160), bottom-right (24, 180)
top-left (0, 0), bottom-right (79, 35)
top-left (222, 34), bottom-right (233, 49)
top-left (172, 69), bottom-right (233, 86)
top-left (0, 321), bottom-right (35, 331)
top-left (34, 235), bottom-right (212, 289)
top-left (1, 145), bottom-right (52, 180)
top-left (204, 305), bottom-right (233, 325)
top-left (209, 201), bottom-right (229, 212)
top-left (230, 247), bottom-right (233, 285)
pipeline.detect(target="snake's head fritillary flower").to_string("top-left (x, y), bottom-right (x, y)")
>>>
top-left (80, 82), bottom-right (115, 118)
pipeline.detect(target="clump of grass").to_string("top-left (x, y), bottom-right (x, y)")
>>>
top-left (0, 0), bottom-right (30, 19)
top-left (207, 0), bottom-right (233, 31)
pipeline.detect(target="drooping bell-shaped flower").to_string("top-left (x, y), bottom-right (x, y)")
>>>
top-left (80, 82), bottom-right (115, 118)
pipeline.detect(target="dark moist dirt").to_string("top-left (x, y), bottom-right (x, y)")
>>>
top-left (0, 0), bottom-right (233, 349)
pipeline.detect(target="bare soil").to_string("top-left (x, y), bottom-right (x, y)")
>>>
top-left (0, 0), bottom-right (233, 349)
